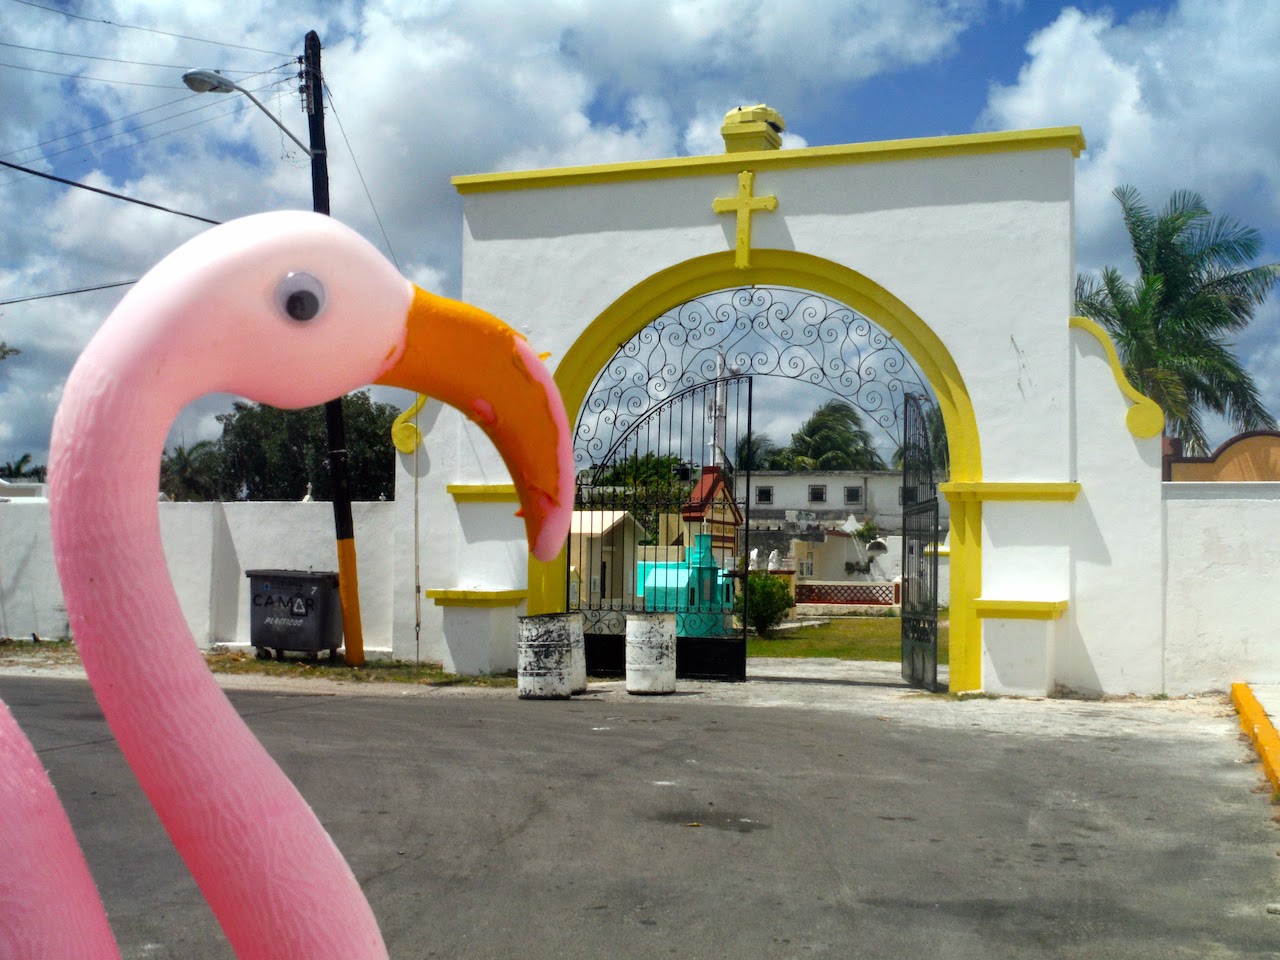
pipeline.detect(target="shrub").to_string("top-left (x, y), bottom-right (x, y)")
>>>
top-left (735, 572), bottom-right (796, 637)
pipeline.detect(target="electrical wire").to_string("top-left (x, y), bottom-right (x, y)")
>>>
top-left (0, 58), bottom-right (184, 89)
top-left (323, 81), bottom-right (401, 271)
top-left (0, 159), bottom-right (221, 225)
top-left (0, 280), bottom-right (136, 307)
top-left (0, 68), bottom-right (295, 164)
top-left (6, 0), bottom-right (294, 57)
top-left (0, 39), bottom-right (274, 73)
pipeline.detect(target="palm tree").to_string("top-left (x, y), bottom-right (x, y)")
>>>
top-left (890, 402), bottom-right (949, 480)
top-left (0, 453), bottom-right (45, 482)
top-left (160, 441), bottom-right (223, 501)
top-left (785, 399), bottom-right (886, 471)
top-left (732, 429), bottom-right (779, 471)
top-left (1075, 185), bottom-right (1278, 454)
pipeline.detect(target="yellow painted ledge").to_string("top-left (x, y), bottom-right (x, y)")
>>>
top-left (940, 482), bottom-right (1081, 503)
top-left (1069, 316), bottom-right (1164, 439)
top-left (973, 599), bottom-right (1069, 620)
top-left (446, 483), bottom-right (519, 503)
top-left (425, 589), bottom-right (528, 607)
top-left (454, 127), bottom-right (1085, 193)
top-left (1231, 683), bottom-right (1280, 792)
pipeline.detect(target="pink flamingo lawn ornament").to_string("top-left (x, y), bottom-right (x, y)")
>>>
top-left (0, 211), bottom-right (573, 959)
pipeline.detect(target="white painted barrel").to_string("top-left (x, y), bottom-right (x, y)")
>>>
top-left (625, 612), bottom-right (677, 695)
top-left (567, 612), bottom-right (587, 694)
top-left (517, 614), bottom-right (573, 700)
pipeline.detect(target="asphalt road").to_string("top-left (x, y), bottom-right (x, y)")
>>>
top-left (3, 670), bottom-right (1278, 959)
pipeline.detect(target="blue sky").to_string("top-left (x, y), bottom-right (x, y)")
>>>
top-left (1, 0), bottom-right (1277, 468)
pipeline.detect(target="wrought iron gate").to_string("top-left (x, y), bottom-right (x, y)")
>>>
top-left (569, 376), bottom-right (751, 681)
top-left (901, 393), bottom-right (942, 691)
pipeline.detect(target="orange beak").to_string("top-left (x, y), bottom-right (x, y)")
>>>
top-left (376, 287), bottom-right (573, 561)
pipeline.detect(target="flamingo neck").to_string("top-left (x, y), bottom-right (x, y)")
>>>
top-left (49, 352), bottom-right (387, 960)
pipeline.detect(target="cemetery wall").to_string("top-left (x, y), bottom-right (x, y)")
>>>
top-left (0, 500), bottom-right (397, 652)
top-left (1162, 482), bottom-right (1280, 693)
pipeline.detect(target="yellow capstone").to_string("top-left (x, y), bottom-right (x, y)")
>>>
top-left (721, 104), bottom-right (785, 153)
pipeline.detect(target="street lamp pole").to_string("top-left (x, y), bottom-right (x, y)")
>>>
top-left (183, 30), bottom-right (367, 667)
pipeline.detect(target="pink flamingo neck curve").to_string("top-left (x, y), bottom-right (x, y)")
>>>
top-left (37, 211), bottom-right (573, 959)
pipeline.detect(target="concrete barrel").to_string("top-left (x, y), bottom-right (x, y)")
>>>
top-left (567, 612), bottom-right (587, 695)
top-left (625, 612), bottom-right (677, 695)
top-left (517, 614), bottom-right (573, 700)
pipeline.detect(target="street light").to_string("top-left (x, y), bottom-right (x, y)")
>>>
top-left (181, 70), bottom-right (313, 156)
top-left (183, 33), bottom-right (367, 667)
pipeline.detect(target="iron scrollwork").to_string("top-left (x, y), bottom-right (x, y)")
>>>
top-left (574, 286), bottom-right (928, 472)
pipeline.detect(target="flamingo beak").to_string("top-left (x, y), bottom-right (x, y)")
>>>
top-left (375, 286), bottom-right (573, 561)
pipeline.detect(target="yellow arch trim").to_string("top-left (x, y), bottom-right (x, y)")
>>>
top-left (529, 248), bottom-right (985, 691)
top-left (1069, 316), bottom-right (1164, 439)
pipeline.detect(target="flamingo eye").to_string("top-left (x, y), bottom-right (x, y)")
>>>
top-left (275, 272), bottom-right (326, 322)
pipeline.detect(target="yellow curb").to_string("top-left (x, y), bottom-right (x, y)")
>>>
top-left (1231, 683), bottom-right (1280, 793)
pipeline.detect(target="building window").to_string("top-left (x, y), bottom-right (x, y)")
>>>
top-left (843, 485), bottom-right (862, 505)
top-left (808, 484), bottom-right (826, 503)
top-left (756, 485), bottom-right (773, 505)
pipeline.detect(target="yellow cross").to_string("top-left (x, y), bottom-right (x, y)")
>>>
top-left (712, 170), bottom-right (777, 269)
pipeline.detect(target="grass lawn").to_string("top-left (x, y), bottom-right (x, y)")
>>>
top-left (747, 615), bottom-right (950, 664)
top-left (203, 649), bottom-right (518, 686)
top-left (0, 638), bottom-right (516, 687)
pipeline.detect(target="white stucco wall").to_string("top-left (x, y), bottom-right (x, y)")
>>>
top-left (0, 501), bottom-right (66, 639)
top-left (1163, 483), bottom-right (1280, 693)
top-left (1063, 324), bottom-right (1164, 695)
top-left (426, 139), bottom-right (1080, 679)
top-left (0, 499), bottom-right (395, 652)
top-left (457, 149), bottom-right (1076, 488)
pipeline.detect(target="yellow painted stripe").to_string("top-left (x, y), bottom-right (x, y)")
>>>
top-left (1231, 683), bottom-right (1280, 792)
top-left (446, 483), bottom-right (519, 502)
top-left (454, 127), bottom-right (1086, 193)
top-left (335, 537), bottom-right (364, 667)
top-left (425, 589), bottom-right (528, 607)
top-left (973, 599), bottom-right (1069, 620)
top-left (940, 482), bottom-right (1081, 502)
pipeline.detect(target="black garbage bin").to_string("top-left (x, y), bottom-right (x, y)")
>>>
top-left (246, 569), bottom-right (343, 660)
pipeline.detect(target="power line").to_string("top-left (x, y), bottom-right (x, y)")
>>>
top-left (7, 0), bottom-right (294, 57)
top-left (0, 39), bottom-right (278, 73)
top-left (0, 280), bottom-right (136, 307)
top-left (0, 58), bottom-right (186, 89)
top-left (323, 81), bottom-right (401, 272)
top-left (0, 76), bottom-right (293, 170)
top-left (0, 159), bottom-right (221, 225)
top-left (0, 70), bottom-right (293, 165)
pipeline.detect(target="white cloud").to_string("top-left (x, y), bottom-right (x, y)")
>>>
top-left (981, 0), bottom-right (1280, 273)
top-left (0, 0), bottom-right (1023, 466)
top-left (980, 0), bottom-right (1280, 444)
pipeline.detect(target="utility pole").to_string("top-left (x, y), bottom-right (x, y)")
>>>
top-left (302, 30), bottom-right (365, 667)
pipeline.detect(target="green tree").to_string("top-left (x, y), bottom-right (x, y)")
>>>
top-left (732, 429), bottom-right (779, 471)
top-left (734, 572), bottom-right (795, 636)
top-left (0, 453), bottom-right (45, 483)
top-left (0, 343), bottom-right (18, 362)
top-left (784, 399), bottom-right (886, 471)
top-left (1075, 186), bottom-right (1278, 453)
top-left (160, 441), bottom-right (223, 501)
top-left (215, 391), bottom-right (400, 501)
top-left (891, 402), bottom-right (949, 481)
top-left (589, 452), bottom-right (693, 543)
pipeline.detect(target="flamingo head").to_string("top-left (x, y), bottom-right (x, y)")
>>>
top-left (84, 210), bottom-right (572, 559)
